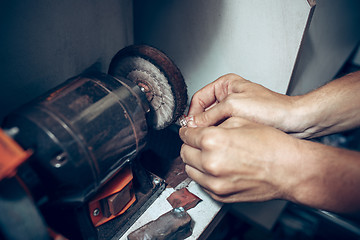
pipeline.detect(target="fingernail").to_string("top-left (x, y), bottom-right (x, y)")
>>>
top-left (186, 116), bottom-right (197, 128)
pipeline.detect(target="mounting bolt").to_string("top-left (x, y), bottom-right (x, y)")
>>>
top-left (173, 207), bottom-right (186, 217)
top-left (50, 152), bottom-right (68, 168)
top-left (174, 207), bottom-right (184, 213)
top-left (93, 208), bottom-right (100, 217)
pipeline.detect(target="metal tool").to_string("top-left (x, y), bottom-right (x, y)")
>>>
top-left (109, 45), bottom-right (188, 130)
top-left (0, 45), bottom-right (187, 240)
top-left (127, 207), bottom-right (194, 240)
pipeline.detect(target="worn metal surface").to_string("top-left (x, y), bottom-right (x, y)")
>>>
top-left (119, 180), bottom-right (223, 240)
top-left (127, 207), bottom-right (193, 240)
top-left (167, 188), bottom-right (202, 211)
top-left (3, 73), bottom-right (149, 205)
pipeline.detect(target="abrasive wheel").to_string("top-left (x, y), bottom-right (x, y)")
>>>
top-left (108, 45), bottom-right (188, 130)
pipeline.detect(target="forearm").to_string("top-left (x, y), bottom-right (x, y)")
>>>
top-left (291, 71), bottom-right (360, 138)
top-left (285, 139), bottom-right (360, 214)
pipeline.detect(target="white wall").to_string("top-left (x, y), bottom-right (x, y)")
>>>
top-left (288, 0), bottom-right (360, 95)
top-left (134, 0), bottom-right (314, 100)
top-left (133, 0), bottom-right (360, 229)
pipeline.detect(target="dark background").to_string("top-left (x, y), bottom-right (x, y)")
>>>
top-left (0, 0), bottom-right (133, 122)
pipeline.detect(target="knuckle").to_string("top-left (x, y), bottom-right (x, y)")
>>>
top-left (209, 180), bottom-right (228, 195)
top-left (223, 73), bottom-right (238, 80)
top-left (224, 94), bottom-right (237, 105)
top-left (198, 98), bottom-right (208, 110)
top-left (202, 159), bottom-right (221, 176)
top-left (222, 96), bottom-right (237, 113)
top-left (199, 128), bottom-right (224, 150)
top-left (201, 112), bottom-right (209, 124)
top-left (191, 93), bottom-right (207, 110)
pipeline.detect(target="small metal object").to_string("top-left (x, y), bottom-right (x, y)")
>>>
top-left (50, 152), bottom-right (67, 168)
top-left (178, 115), bottom-right (188, 127)
top-left (153, 178), bottom-right (161, 185)
top-left (3, 127), bottom-right (19, 138)
top-left (173, 207), bottom-right (185, 217)
top-left (93, 208), bottom-right (100, 217)
top-left (173, 207), bottom-right (184, 212)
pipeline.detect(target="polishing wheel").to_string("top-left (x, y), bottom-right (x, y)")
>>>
top-left (109, 45), bottom-right (187, 130)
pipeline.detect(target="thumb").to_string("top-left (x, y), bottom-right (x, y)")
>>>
top-left (192, 102), bottom-right (231, 127)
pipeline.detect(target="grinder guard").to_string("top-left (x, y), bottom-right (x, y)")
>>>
top-left (2, 73), bottom-right (149, 204)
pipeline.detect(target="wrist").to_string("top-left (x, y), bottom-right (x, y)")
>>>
top-left (283, 141), bottom-right (360, 213)
top-left (287, 94), bottom-right (326, 138)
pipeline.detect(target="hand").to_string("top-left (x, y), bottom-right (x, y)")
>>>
top-left (179, 117), bottom-right (302, 203)
top-left (186, 73), bottom-right (308, 137)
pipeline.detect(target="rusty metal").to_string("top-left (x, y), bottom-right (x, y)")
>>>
top-left (127, 207), bottom-right (193, 240)
top-left (167, 187), bottom-right (202, 211)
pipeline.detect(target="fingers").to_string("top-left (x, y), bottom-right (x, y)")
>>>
top-left (179, 117), bottom-right (252, 149)
top-left (184, 164), bottom-right (235, 196)
top-left (219, 117), bottom-right (252, 128)
top-left (184, 164), bottom-right (214, 190)
top-left (184, 164), bottom-right (262, 200)
top-left (190, 101), bottom-right (232, 127)
top-left (179, 127), bottom-right (205, 148)
top-left (187, 74), bottom-right (251, 127)
top-left (188, 74), bottom-right (237, 116)
top-left (187, 85), bottom-right (217, 116)
top-left (180, 144), bottom-right (206, 173)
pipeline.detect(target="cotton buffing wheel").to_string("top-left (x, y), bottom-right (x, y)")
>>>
top-left (108, 45), bottom-right (188, 130)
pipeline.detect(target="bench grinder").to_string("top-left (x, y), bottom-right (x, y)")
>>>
top-left (0, 45), bottom-right (187, 240)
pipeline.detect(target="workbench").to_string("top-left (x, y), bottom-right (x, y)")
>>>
top-left (118, 180), bottom-right (224, 240)
top-left (116, 126), bottom-right (227, 240)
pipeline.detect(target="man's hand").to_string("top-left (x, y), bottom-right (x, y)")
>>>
top-left (179, 117), bottom-right (301, 203)
top-left (187, 72), bottom-right (360, 138)
top-left (180, 117), bottom-right (360, 214)
top-left (179, 71), bottom-right (360, 215)
top-left (187, 73), bottom-right (306, 136)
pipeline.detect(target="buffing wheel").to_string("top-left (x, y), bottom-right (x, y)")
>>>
top-left (108, 45), bottom-right (187, 130)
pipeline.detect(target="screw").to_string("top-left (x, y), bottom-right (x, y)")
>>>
top-left (93, 208), bottom-right (100, 216)
top-left (50, 152), bottom-right (67, 168)
top-left (173, 207), bottom-right (185, 217)
top-left (174, 207), bottom-right (184, 213)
